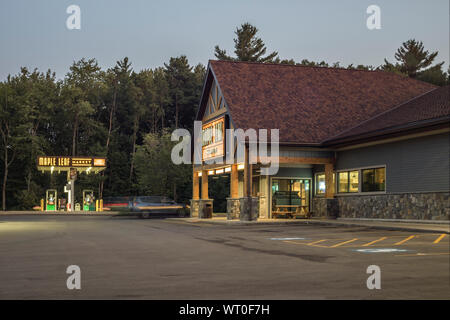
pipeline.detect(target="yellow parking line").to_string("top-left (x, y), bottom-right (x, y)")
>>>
top-left (433, 234), bottom-right (447, 244)
top-left (395, 235), bottom-right (415, 245)
top-left (362, 237), bottom-right (387, 247)
top-left (283, 240), bottom-right (305, 246)
top-left (330, 238), bottom-right (358, 248)
top-left (283, 240), bottom-right (329, 248)
top-left (307, 239), bottom-right (327, 246)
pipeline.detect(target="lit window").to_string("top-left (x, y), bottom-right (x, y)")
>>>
top-left (215, 121), bottom-right (223, 142)
top-left (362, 168), bottom-right (385, 192)
top-left (315, 173), bottom-right (335, 195)
top-left (338, 170), bottom-right (359, 193)
top-left (338, 172), bottom-right (349, 193)
top-left (316, 174), bottom-right (326, 195)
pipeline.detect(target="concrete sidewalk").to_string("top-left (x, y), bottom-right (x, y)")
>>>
top-left (181, 216), bottom-right (450, 234)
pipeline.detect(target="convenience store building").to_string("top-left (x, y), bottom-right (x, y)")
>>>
top-left (190, 60), bottom-right (449, 220)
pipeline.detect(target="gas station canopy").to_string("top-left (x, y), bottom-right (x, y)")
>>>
top-left (37, 156), bottom-right (106, 173)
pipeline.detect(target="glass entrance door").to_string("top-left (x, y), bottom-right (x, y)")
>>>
top-left (271, 179), bottom-right (310, 218)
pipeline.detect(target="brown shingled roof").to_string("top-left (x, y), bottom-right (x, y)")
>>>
top-left (207, 60), bottom-right (437, 144)
top-left (325, 85), bottom-right (450, 144)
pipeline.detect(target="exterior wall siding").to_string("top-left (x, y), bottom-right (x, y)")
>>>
top-left (279, 149), bottom-right (333, 158)
top-left (274, 167), bottom-right (312, 178)
top-left (335, 132), bottom-right (450, 193)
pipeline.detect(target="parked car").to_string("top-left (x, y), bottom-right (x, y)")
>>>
top-left (130, 196), bottom-right (190, 218)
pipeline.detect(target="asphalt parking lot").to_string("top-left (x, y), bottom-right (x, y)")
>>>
top-left (0, 215), bottom-right (448, 299)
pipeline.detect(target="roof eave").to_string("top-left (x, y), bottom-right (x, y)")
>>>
top-left (323, 116), bottom-right (450, 148)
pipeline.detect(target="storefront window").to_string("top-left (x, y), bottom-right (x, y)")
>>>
top-left (338, 170), bottom-right (359, 193)
top-left (316, 174), bottom-right (326, 195)
top-left (362, 167), bottom-right (386, 192)
top-left (272, 179), bottom-right (310, 217)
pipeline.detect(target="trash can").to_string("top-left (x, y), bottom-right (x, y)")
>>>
top-left (203, 203), bottom-right (213, 219)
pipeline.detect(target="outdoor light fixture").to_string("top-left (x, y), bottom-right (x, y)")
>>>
top-left (50, 166), bottom-right (54, 174)
top-left (208, 170), bottom-right (214, 175)
top-left (224, 167), bottom-right (231, 173)
top-left (216, 169), bottom-right (224, 174)
top-left (198, 172), bottom-right (202, 177)
top-left (237, 164), bottom-right (244, 170)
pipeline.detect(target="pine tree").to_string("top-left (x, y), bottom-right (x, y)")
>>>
top-left (215, 23), bottom-right (278, 63)
top-left (390, 39), bottom-right (439, 78)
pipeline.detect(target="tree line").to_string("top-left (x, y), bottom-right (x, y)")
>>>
top-left (1, 23), bottom-right (448, 210)
top-left (216, 23), bottom-right (450, 86)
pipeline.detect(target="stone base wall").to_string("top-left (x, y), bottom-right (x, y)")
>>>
top-left (190, 199), bottom-right (213, 218)
top-left (226, 197), bottom-right (259, 221)
top-left (312, 198), bottom-right (338, 219)
top-left (313, 192), bottom-right (449, 220)
top-left (258, 195), bottom-right (268, 219)
top-left (190, 199), bottom-right (199, 217)
top-left (226, 198), bottom-right (241, 220)
top-left (240, 197), bottom-right (259, 221)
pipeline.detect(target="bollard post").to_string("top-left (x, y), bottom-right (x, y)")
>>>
top-left (41, 199), bottom-right (44, 211)
top-left (100, 199), bottom-right (103, 212)
top-left (96, 199), bottom-right (99, 212)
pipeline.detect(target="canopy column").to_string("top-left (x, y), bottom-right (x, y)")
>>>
top-left (325, 163), bottom-right (334, 198)
top-left (243, 145), bottom-right (252, 197)
top-left (192, 169), bottom-right (199, 200)
top-left (324, 162), bottom-right (338, 218)
top-left (230, 164), bottom-right (238, 198)
top-left (240, 144), bottom-right (258, 221)
top-left (201, 169), bottom-right (208, 199)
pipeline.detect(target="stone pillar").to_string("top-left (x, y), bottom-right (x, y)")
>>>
top-left (190, 199), bottom-right (200, 217)
top-left (197, 199), bottom-right (213, 219)
top-left (226, 197), bottom-right (240, 220)
top-left (192, 170), bottom-right (213, 219)
top-left (227, 197), bottom-right (259, 220)
top-left (227, 164), bottom-right (241, 220)
top-left (240, 197), bottom-right (259, 221)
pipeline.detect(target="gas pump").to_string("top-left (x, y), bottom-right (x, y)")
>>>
top-left (45, 189), bottom-right (58, 211)
top-left (83, 190), bottom-right (95, 211)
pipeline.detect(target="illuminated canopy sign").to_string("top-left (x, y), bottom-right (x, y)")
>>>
top-left (37, 156), bottom-right (106, 172)
top-left (202, 117), bottom-right (225, 161)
